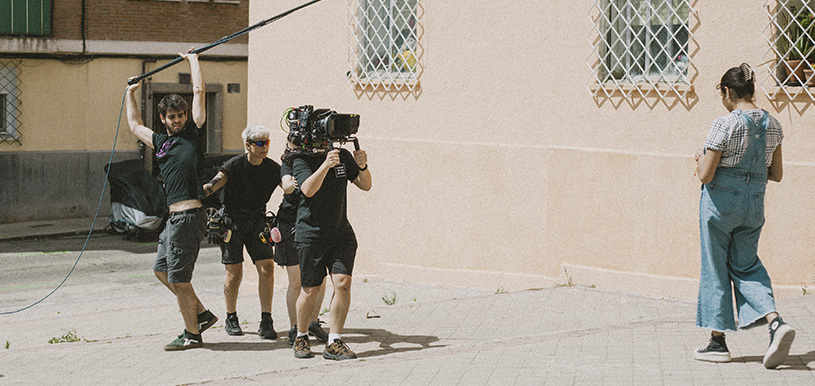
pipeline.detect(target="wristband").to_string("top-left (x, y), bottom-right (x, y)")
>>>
top-left (359, 164), bottom-right (368, 171)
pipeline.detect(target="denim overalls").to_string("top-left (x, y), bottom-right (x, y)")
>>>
top-left (697, 111), bottom-right (776, 332)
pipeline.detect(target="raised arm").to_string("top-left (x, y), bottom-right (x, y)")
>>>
top-left (182, 52), bottom-right (206, 128)
top-left (299, 150), bottom-right (340, 198)
top-left (352, 149), bottom-right (371, 191)
top-left (125, 80), bottom-right (156, 148)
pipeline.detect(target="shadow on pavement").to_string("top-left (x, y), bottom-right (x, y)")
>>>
top-left (731, 350), bottom-right (815, 370)
top-left (204, 340), bottom-right (289, 352)
top-left (341, 328), bottom-right (443, 358)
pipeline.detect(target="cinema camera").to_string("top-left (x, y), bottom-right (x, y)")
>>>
top-left (284, 105), bottom-right (360, 157)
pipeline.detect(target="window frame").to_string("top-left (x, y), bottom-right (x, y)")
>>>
top-left (347, 0), bottom-right (422, 92)
top-left (588, 0), bottom-right (696, 101)
top-left (760, 0), bottom-right (815, 101)
top-left (0, 63), bottom-right (21, 144)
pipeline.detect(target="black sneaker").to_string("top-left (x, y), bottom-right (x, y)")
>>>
top-left (322, 338), bottom-right (357, 361)
top-left (764, 317), bottom-right (795, 369)
top-left (225, 313), bottom-right (243, 336)
top-left (258, 316), bottom-right (277, 339)
top-left (308, 320), bottom-right (328, 343)
top-left (293, 335), bottom-right (313, 358)
top-left (694, 333), bottom-right (731, 363)
top-left (197, 310), bottom-right (218, 334)
top-left (288, 326), bottom-right (297, 346)
top-left (163, 330), bottom-right (202, 351)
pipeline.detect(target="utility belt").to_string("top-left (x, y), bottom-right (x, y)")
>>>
top-left (206, 206), bottom-right (280, 245)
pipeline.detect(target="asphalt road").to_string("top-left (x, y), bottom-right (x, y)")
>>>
top-left (0, 233), bottom-right (224, 311)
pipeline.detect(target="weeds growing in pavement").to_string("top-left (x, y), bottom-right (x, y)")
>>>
top-left (495, 286), bottom-right (506, 294)
top-left (556, 267), bottom-right (575, 288)
top-left (4, 340), bottom-right (9, 349)
top-left (48, 330), bottom-right (82, 344)
top-left (382, 290), bottom-right (397, 306)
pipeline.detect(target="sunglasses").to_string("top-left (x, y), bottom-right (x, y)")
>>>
top-left (249, 139), bottom-right (270, 147)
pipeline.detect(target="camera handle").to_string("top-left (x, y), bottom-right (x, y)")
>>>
top-left (327, 137), bottom-right (360, 151)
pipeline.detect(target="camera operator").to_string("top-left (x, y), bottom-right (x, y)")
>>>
top-left (276, 141), bottom-right (329, 346)
top-left (202, 125), bottom-right (286, 339)
top-left (291, 145), bottom-right (371, 360)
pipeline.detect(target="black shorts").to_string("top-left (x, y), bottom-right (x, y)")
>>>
top-left (273, 221), bottom-right (298, 267)
top-left (154, 208), bottom-right (206, 283)
top-left (297, 233), bottom-right (357, 288)
top-left (220, 216), bottom-right (274, 265)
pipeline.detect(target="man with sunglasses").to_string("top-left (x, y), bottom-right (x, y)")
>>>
top-left (126, 52), bottom-right (218, 351)
top-left (203, 125), bottom-right (291, 339)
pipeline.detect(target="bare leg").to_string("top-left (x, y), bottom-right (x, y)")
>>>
top-left (223, 263), bottom-right (242, 314)
top-left (328, 274), bottom-right (352, 335)
top-left (256, 260), bottom-right (275, 314)
top-left (285, 265), bottom-right (302, 328)
top-left (310, 277), bottom-right (327, 322)
top-left (296, 286), bottom-right (320, 334)
top-left (156, 271), bottom-right (205, 315)
top-left (170, 282), bottom-right (202, 334)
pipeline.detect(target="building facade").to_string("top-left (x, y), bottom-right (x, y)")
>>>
top-left (1, 0), bottom-right (250, 222)
top-left (247, 0), bottom-right (815, 299)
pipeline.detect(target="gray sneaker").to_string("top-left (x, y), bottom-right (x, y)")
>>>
top-left (293, 335), bottom-right (313, 358)
top-left (322, 339), bottom-right (357, 361)
top-left (764, 317), bottom-right (795, 369)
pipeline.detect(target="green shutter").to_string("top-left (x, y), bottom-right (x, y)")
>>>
top-left (0, 0), bottom-right (51, 36)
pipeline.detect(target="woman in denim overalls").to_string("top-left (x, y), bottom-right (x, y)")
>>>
top-left (693, 64), bottom-right (794, 369)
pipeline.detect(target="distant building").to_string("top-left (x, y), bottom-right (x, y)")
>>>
top-left (1, 0), bottom-right (249, 222)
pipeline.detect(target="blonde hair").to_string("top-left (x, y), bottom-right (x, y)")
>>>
top-left (241, 125), bottom-right (271, 152)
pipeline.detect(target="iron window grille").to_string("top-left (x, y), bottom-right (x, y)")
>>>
top-left (760, 0), bottom-right (815, 101)
top-left (0, 61), bottom-right (21, 145)
top-left (347, 0), bottom-right (422, 92)
top-left (587, 0), bottom-right (694, 101)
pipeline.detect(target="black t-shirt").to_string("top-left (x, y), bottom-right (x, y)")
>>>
top-left (152, 121), bottom-right (206, 207)
top-left (277, 162), bottom-right (299, 224)
top-left (219, 154), bottom-right (281, 220)
top-left (292, 149), bottom-right (360, 243)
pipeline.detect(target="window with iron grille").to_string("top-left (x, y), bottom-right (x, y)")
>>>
top-left (0, 63), bottom-right (21, 145)
top-left (0, 0), bottom-right (51, 36)
top-left (348, 0), bottom-right (422, 92)
top-left (760, 0), bottom-right (815, 101)
top-left (587, 0), bottom-right (694, 100)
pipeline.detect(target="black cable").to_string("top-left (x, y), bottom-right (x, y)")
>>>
top-left (127, 0), bottom-right (325, 85)
top-left (0, 90), bottom-right (126, 315)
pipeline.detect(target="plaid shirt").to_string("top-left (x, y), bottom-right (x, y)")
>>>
top-left (704, 109), bottom-right (783, 168)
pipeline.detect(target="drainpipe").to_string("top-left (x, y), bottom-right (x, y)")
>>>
top-left (81, 0), bottom-right (86, 55)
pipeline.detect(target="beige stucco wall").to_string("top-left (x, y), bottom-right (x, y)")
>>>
top-left (1, 57), bottom-right (247, 153)
top-left (249, 0), bottom-right (815, 299)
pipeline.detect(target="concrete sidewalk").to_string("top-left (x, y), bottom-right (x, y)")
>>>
top-left (0, 218), bottom-right (813, 385)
